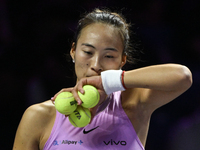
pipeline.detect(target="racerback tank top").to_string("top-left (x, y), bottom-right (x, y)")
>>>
top-left (43, 91), bottom-right (145, 150)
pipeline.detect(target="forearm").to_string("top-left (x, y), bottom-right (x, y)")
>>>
top-left (124, 64), bottom-right (192, 91)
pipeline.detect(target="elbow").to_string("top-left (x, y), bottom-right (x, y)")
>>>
top-left (179, 65), bottom-right (193, 90)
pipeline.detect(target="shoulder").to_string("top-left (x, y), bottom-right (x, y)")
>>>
top-left (24, 100), bottom-right (56, 126)
top-left (24, 100), bottom-right (56, 137)
top-left (26, 100), bottom-right (56, 118)
top-left (13, 100), bottom-right (56, 150)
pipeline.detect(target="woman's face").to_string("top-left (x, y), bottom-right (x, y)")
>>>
top-left (70, 23), bottom-right (126, 81)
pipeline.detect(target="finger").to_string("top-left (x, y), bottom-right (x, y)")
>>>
top-left (71, 78), bottom-right (88, 105)
top-left (71, 87), bottom-right (82, 105)
top-left (77, 77), bottom-right (88, 94)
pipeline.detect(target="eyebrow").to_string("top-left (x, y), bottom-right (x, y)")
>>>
top-left (81, 43), bottom-right (118, 51)
top-left (81, 43), bottom-right (96, 49)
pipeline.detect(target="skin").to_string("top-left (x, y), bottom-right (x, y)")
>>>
top-left (13, 23), bottom-right (193, 150)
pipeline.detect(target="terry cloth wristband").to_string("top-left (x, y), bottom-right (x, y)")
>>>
top-left (101, 70), bottom-right (126, 95)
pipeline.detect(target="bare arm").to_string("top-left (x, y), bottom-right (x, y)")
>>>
top-left (123, 64), bottom-right (193, 111)
top-left (51, 63), bottom-right (192, 121)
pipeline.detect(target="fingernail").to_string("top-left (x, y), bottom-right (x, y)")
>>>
top-left (51, 97), bottom-right (54, 100)
top-left (80, 89), bottom-right (84, 94)
top-left (78, 99), bottom-right (82, 105)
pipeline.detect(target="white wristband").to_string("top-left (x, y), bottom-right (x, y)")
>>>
top-left (101, 70), bottom-right (126, 95)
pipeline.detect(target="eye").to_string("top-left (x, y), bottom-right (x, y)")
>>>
top-left (84, 51), bottom-right (92, 55)
top-left (105, 55), bottom-right (114, 58)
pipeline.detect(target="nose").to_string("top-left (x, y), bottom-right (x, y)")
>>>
top-left (90, 56), bottom-right (103, 75)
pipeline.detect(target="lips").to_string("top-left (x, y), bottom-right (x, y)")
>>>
top-left (86, 73), bottom-right (100, 77)
top-left (86, 74), bottom-right (100, 77)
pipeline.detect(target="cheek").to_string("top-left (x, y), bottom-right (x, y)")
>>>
top-left (76, 60), bottom-right (88, 69)
top-left (75, 53), bottom-right (89, 68)
top-left (74, 60), bottom-right (89, 80)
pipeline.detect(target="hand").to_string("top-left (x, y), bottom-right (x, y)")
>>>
top-left (51, 75), bottom-right (107, 122)
top-left (72, 76), bottom-right (107, 105)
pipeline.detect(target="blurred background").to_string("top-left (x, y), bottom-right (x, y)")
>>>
top-left (1, 0), bottom-right (200, 149)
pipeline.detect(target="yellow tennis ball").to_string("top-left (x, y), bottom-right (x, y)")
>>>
top-left (78, 85), bottom-right (100, 108)
top-left (55, 92), bottom-right (77, 115)
top-left (69, 105), bottom-right (91, 127)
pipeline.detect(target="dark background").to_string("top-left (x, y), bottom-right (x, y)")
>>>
top-left (1, 0), bottom-right (200, 149)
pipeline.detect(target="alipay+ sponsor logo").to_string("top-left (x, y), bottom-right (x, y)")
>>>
top-left (53, 140), bottom-right (83, 146)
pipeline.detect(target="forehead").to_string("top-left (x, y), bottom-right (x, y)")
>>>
top-left (77, 23), bottom-right (124, 51)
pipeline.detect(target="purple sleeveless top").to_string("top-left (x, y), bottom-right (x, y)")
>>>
top-left (43, 91), bottom-right (145, 150)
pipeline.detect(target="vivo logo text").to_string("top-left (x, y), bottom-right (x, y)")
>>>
top-left (103, 139), bottom-right (126, 146)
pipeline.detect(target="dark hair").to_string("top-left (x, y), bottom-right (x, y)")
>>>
top-left (73, 8), bottom-right (140, 64)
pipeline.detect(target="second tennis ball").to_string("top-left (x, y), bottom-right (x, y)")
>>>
top-left (55, 92), bottom-right (77, 115)
top-left (69, 105), bottom-right (91, 127)
top-left (78, 85), bottom-right (100, 108)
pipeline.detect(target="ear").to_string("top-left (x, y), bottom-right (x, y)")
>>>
top-left (120, 54), bottom-right (127, 68)
top-left (70, 42), bottom-right (76, 60)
